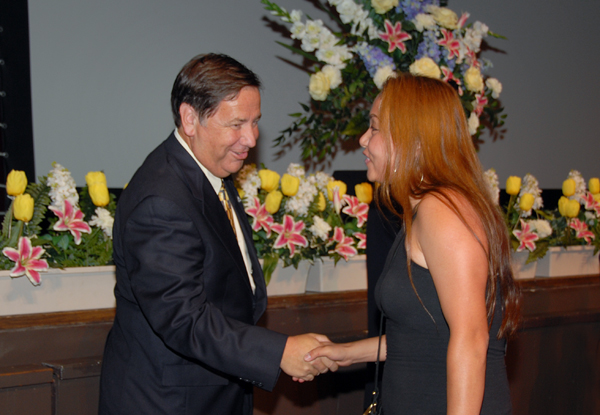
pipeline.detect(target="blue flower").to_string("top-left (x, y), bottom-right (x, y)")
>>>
top-left (397, 0), bottom-right (439, 21)
top-left (357, 44), bottom-right (396, 78)
top-left (416, 30), bottom-right (441, 63)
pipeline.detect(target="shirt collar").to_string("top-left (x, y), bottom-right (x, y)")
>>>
top-left (174, 129), bottom-right (222, 194)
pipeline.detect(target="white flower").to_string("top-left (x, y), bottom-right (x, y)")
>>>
top-left (314, 172), bottom-right (333, 191)
top-left (486, 78), bottom-right (502, 99)
top-left (483, 168), bottom-right (500, 205)
top-left (464, 66), bottom-right (484, 92)
top-left (305, 19), bottom-right (324, 36)
top-left (286, 177), bottom-right (318, 216)
top-left (371, 0), bottom-right (398, 15)
top-left (316, 46), bottom-right (352, 68)
top-left (568, 170), bottom-right (587, 203)
top-left (413, 13), bottom-right (437, 32)
top-left (290, 21), bottom-right (306, 40)
top-left (321, 65), bottom-right (343, 89)
top-left (289, 10), bottom-right (303, 23)
top-left (426, 5), bottom-right (458, 29)
top-left (310, 216), bottom-right (332, 240)
top-left (529, 219), bottom-right (552, 239)
top-left (309, 71), bottom-right (331, 101)
top-left (89, 207), bottom-right (114, 239)
top-left (318, 30), bottom-right (337, 49)
top-left (468, 112), bottom-right (480, 135)
top-left (519, 173), bottom-right (543, 213)
top-left (337, 0), bottom-right (359, 24)
top-left (585, 211), bottom-right (596, 225)
top-left (373, 65), bottom-right (397, 89)
top-left (301, 34), bottom-right (321, 53)
top-left (47, 162), bottom-right (79, 210)
top-left (287, 163), bottom-right (306, 178)
top-left (409, 57), bottom-right (441, 79)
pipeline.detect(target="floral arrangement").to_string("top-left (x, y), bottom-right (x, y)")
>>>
top-left (235, 163), bottom-right (371, 284)
top-left (484, 169), bottom-right (600, 264)
top-left (262, 0), bottom-right (506, 161)
top-left (1, 164), bottom-right (116, 285)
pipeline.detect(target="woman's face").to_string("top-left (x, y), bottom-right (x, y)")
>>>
top-left (359, 96), bottom-right (387, 183)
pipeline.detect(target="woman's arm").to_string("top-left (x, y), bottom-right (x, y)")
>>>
top-left (304, 335), bottom-right (387, 367)
top-left (411, 194), bottom-right (490, 415)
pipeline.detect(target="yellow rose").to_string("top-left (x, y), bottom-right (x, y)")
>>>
top-left (464, 66), bottom-right (484, 93)
top-left (429, 6), bottom-right (458, 29)
top-left (281, 174), bottom-right (300, 197)
top-left (355, 182), bottom-right (373, 204)
top-left (409, 57), bottom-right (441, 79)
top-left (519, 193), bottom-right (535, 211)
top-left (6, 170), bottom-right (27, 196)
top-left (317, 192), bottom-right (326, 211)
top-left (327, 180), bottom-right (347, 201)
top-left (258, 169), bottom-right (280, 192)
top-left (558, 196), bottom-right (580, 218)
top-left (562, 178), bottom-right (576, 197)
top-left (14, 194), bottom-right (34, 222)
top-left (371, 0), bottom-right (398, 14)
top-left (505, 176), bottom-right (521, 196)
top-left (265, 190), bottom-right (283, 214)
top-left (309, 71), bottom-right (331, 101)
top-left (588, 178), bottom-right (600, 194)
top-left (85, 171), bottom-right (107, 187)
top-left (89, 183), bottom-right (110, 207)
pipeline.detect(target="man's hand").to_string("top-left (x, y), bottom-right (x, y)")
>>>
top-left (280, 333), bottom-right (339, 382)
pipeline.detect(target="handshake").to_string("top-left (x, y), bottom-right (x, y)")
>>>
top-left (280, 333), bottom-right (341, 382)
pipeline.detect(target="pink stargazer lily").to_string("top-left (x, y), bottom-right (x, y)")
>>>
top-left (245, 197), bottom-right (273, 237)
top-left (457, 12), bottom-right (470, 28)
top-left (355, 232), bottom-right (367, 250)
top-left (582, 192), bottom-right (600, 215)
top-left (329, 227), bottom-right (358, 261)
top-left (271, 215), bottom-right (308, 256)
top-left (472, 93), bottom-right (489, 116)
top-left (342, 195), bottom-right (369, 228)
top-left (48, 199), bottom-right (92, 245)
top-left (438, 29), bottom-right (461, 60)
top-left (569, 218), bottom-right (595, 244)
top-left (379, 20), bottom-right (411, 53)
top-left (2, 236), bottom-right (49, 285)
top-left (512, 219), bottom-right (539, 252)
top-left (441, 66), bottom-right (463, 95)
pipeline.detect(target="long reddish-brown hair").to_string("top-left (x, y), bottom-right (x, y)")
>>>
top-left (377, 74), bottom-right (520, 337)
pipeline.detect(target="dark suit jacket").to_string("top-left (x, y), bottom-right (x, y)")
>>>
top-left (99, 134), bottom-right (288, 415)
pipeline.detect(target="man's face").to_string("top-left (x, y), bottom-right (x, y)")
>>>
top-left (189, 86), bottom-right (261, 178)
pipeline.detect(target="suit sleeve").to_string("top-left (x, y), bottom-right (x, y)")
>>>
top-left (122, 196), bottom-right (287, 391)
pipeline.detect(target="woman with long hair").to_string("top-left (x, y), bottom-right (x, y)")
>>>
top-left (306, 74), bottom-right (520, 414)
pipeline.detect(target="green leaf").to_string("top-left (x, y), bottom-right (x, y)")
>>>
top-left (262, 253), bottom-right (279, 286)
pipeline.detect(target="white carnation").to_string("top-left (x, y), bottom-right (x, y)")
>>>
top-left (529, 219), bottom-right (552, 239)
top-left (468, 112), bottom-right (480, 135)
top-left (485, 78), bottom-right (502, 99)
top-left (310, 216), bottom-right (332, 240)
top-left (89, 207), bottom-right (114, 239)
top-left (373, 65), bottom-right (397, 89)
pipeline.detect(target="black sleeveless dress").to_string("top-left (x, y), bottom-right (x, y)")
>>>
top-left (374, 230), bottom-right (512, 414)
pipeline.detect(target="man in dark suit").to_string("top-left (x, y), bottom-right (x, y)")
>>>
top-left (99, 53), bottom-right (334, 415)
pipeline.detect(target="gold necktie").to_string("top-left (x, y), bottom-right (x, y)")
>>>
top-left (218, 181), bottom-right (237, 238)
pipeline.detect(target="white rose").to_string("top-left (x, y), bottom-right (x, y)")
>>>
top-left (309, 71), bottom-right (331, 101)
top-left (485, 78), bottom-right (502, 98)
top-left (409, 57), bottom-right (441, 79)
top-left (464, 66), bottom-right (484, 92)
top-left (468, 112), bottom-right (480, 135)
top-left (413, 13), bottom-right (436, 32)
top-left (371, 0), bottom-right (398, 14)
top-left (426, 5), bottom-right (458, 29)
top-left (321, 65), bottom-right (343, 89)
top-left (529, 219), bottom-right (552, 238)
top-left (373, 65), bottom-right (397, 89)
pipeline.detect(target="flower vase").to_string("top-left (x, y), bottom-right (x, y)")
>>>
top-left (511, 251), bottom-right (537, 280)
top-left (536, 246), bottom-right (599, 277)
top-left (0, 266), bottom-right (116, 316)
top-left (306, 255), bottom-right (367, 292)
top-left (263, 260), bottom-right (310, 296)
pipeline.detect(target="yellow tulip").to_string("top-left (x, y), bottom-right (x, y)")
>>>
top-left (558, 196), bottom-right (580, 218)
top-left (355, 182), bottom-right (373, 204)
top-left (265, 190), bottom-right (283, 214)
top-left (317, 192), bottom-right (326, 211)
top-left (258, 169), bottom-right (280, 192)
top-left (562, 178), bottom-right (576, 197)
top-left (6, 170), bottom-right (27, 196)
top-left (593, 193), bottom-right (600, 203)
top-left (89, 183), bottom-right (110, 207)
top-left (519, 193), bottom-right (535, 211)
top-left (326, 180), bottom-right (347, 201)
top-left (505, 176), bottom-right (521, 196)
top-left (237, 187), bottom-right (245, 199)
top-left (281, 174), bottom-right (300, 197)
top-left (85, 171), bottom-right (107, 187)
top-left (589, 178), bottom-right (600, 194)
top-left (14, 194), bottom-right (34, 222)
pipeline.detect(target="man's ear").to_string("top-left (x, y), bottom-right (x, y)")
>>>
top-left (179, 103), bottom-right (199, 137)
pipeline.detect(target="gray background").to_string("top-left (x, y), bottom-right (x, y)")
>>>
top-left (28, 0), bottom-right (599, 188)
